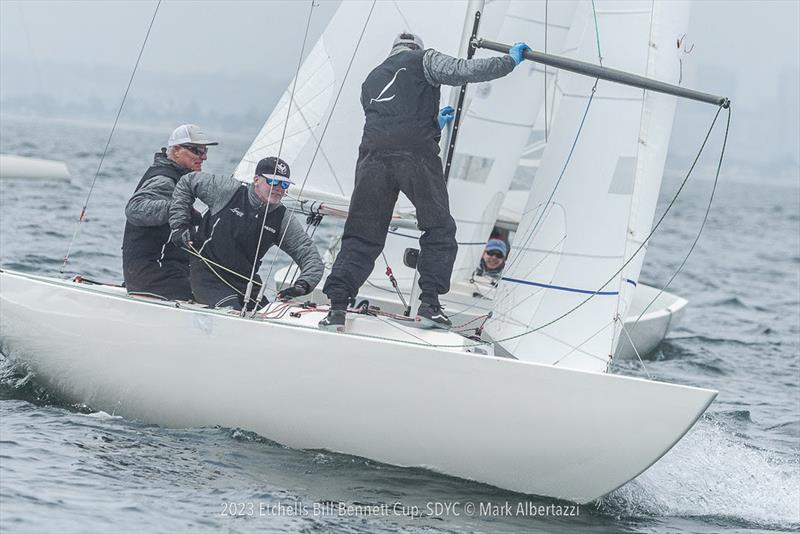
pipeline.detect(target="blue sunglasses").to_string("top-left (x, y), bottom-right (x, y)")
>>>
top-left (261, 176), bottom-right (291, 190)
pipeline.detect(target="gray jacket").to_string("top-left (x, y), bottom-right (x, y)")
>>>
top-left (169, 172), bottom-right (324, 289)
top-left (389, 46), bottom-right (516, 87)
top-left (125, 151), bottom-right (190, 226)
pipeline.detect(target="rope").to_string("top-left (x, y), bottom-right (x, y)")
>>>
top-left (630, 105), bottom-right (732, 329)
top-left (543, 0), bottom-right (549, 143)
top-left (253, 0), bottom-right (377, 317)
top-left (590, 0), bottom-right (603, 66)
top-left (431, 103), bottom-right (730, 350)
top-left (620, 317), bottom-right (651, 379)
top-left (242, 0), bottom-right (317, 312)
top-left (60, 0), bottom-right (162, 274)
top-left (503, 80), bottom-right (598, 276)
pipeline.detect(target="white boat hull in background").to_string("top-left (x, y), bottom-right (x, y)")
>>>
top-left (275, 266), bottom-right (687, 360)
top-left (0, 270), bottom-right (715, 503)
top-left (0, 154), bottom-right (70, 181)
top-left (614, 283), bottom-right (688, 360)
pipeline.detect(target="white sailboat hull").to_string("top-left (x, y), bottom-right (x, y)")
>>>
top-left (0, 154), bottom-right (70, 181)
top-left (0, 270), bottom-right (714, 503)
top-left (276, 266), bottom-right (687, 360)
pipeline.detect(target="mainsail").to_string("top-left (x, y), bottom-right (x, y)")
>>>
top-left (233, 0), bottom-right (470, 201)
top-left (488, 0), bottom-right (691, 372)
top-left (446, 0), bottom-right (579, 283)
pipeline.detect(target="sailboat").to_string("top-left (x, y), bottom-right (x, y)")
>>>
top-left (269, 0), bottom-right (688, 360)
top-left (0, 0), bottom-right (728, 503)
top-left (0, 153), bottom-right (70, 181)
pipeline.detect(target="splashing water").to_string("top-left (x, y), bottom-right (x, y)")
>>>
top-left (601, 420), bottom-right (800, 529)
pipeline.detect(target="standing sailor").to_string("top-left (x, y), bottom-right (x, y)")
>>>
top-left (169, 157), bottom-right (323, 311)
top-left (122, 124), bottom-right (217, 300)
top-left (320, 32), bottom-right (530, 331)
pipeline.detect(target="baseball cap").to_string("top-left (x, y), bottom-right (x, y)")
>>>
top-left (393, 32), bottom-right (424, 51)
top-left (485, 239), bottom-right (508, 257)
top-left (255, 156), bottom-right (292, 182)
top-left (167, 124), bottom-right (218, 147)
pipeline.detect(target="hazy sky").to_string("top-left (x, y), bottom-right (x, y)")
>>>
top-left (1, 0), bottom-right (798, 174)
top-left (1, 0), bottom-right (797, 100)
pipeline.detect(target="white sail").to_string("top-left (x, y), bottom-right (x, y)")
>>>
top-left (488, 0), bottom-right (691, 372)
top-left (234, 0), bottom-right (470, 202)
top-left (447, 0), bottom-right (578, 282)
top-left (367, 0), bottom-right (579, 300)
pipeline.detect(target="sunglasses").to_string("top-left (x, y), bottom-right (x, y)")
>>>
top-left (261, 176), bottom-right (291, 190)
top-left (486, 251), bottom-right (505, 258)
top-left (180, 144), bottom-right (208, 156)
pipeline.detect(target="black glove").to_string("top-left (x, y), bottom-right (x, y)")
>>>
top-left (170, 227), bottom-right (193, 250)
top-left (277, 280), bottom-right (311, 300)
top-left (191, 208), bottom-right (204, 227)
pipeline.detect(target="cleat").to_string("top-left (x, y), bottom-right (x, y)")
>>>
top-left (415, 302), bottom-right (452, 330)
top-left (318, 310), bottom-right (347, 332)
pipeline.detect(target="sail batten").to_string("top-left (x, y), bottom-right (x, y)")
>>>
top-left (487, 0), bottom-right (691, 372)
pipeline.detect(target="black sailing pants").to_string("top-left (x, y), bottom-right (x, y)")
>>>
top-left (323, 147), bottom-right (458, 307)
top-left (190, 258), bottom-right (266, 311)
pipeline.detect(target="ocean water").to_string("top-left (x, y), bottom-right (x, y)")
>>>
top-left (0, 115), bottom-right (798, 533)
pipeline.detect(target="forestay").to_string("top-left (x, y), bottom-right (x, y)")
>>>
top-left (488, 0), bottom-right (691, 372)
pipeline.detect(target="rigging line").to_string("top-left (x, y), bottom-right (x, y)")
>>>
top-left (550, 317), bottom-right (615, 366)
top-left (373, 313), bottom-right (436, 347)
top-left (620, 318), bottom-right (651, 379)
top-left (609, 0), bottom-right (657, 357)
top-left (392, 0), bottom-right (414, 34)
top-left (243, 0), bottom-right (316, 312)
top-left (631, 105), bottom-right (731, 329)
top-left (544, 0), bottom-right (548, 143)
top-left (60, 0), bottom-right (162, 274)
top-left (254, 0), bottom-right (377, 317)
top-left (433, 103), bottom-right (727, 350)
top-left (278, 211), bottom-right (323, 290)
top-left (182, 245), bottom-right (262, 287)
top-left (295, 0), bottom-right (376, 201)
top-left (590, 0), bottom-right (603, 66)
top-left (503, 80), bottom-right (598, 275)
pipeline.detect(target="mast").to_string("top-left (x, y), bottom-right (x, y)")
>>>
top-left (440, 0), bottom-right (485, 181)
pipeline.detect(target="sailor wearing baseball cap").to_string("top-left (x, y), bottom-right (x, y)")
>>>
top-left (168, 156), bottom-right (323, 311)
top-left (122, 123), bottom-right (219, 301)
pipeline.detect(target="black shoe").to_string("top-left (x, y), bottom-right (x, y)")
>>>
top-left (415, 302), bottom-right (452, 330)
top-left (319, 310), bottom-right (347, 332)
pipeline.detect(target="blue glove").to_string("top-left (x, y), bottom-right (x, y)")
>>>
top-left (508, 42), bottom-right (530, 66)
top-left (437, 106), bottom-right (455, 129)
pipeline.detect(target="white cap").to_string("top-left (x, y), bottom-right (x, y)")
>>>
top-left (167, 124), bottom-right (218, 147)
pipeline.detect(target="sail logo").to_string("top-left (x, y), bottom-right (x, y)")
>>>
top-left (230, 208), bottom-right (244, 218)
top-left (369, 68), bottom-right (406, 104)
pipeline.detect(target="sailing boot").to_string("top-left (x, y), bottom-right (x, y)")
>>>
top-left (415, 302), bottom-right (452, 330)
top-left (318, 309), bottom-right (347, 332)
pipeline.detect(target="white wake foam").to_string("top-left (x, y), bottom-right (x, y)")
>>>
top-left (601, 420), bottom-right (800, 528)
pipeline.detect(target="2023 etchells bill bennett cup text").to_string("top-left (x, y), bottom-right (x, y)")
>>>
top-left (220, 500), bottom-right (581, 519)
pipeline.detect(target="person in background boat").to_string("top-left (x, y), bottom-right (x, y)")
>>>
top-left (168, 157), bottom-right (323, 311)
top-left (122, 124), bottom-right (217, 301)
top-left (473, 238), bottom-right (508, 283)
top-left (319, 32), bottom-right (530, 332)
